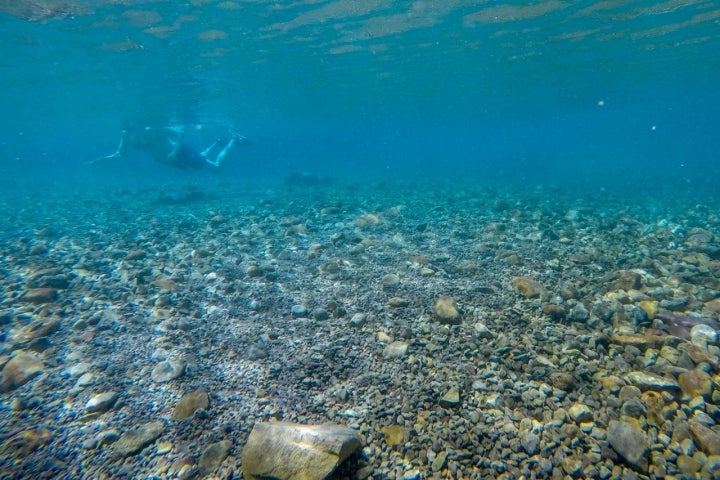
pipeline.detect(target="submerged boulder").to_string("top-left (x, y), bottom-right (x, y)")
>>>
top-left (242, 422), bottom-right (362, 480)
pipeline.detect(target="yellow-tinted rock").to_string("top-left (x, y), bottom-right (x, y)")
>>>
top-left (173, 388), bottom-right (209, 419)
top-left (0, 352), bottom-right (45, 392)
top-left (199, 440), bottom-right (232, 476)
top-left (381, 425), bottom-right (405, 446)
top-left (434, 296), bottom-right (460, 325)
top-left (354, 213), bottom-right (381, 228)
top-left (637, 300), bottom-right (658, 319)
top-left (678, 370), bottom-right (713, 399)
top-left (510, 276), bottom-right (544, 299)
top-left (0, 428), bottom-right (52, 458)
top-left (705, 298), bottom-right (720, 314)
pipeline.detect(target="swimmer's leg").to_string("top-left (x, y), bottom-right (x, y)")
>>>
top-left (204, 138), bottom-right (237, 167)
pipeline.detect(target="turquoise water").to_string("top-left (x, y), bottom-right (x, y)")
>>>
top-left (1, 0), bottom-right (718, 187)
top-left (3, 3), bottom-right (720, 478)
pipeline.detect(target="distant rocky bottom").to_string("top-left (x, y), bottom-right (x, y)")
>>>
top-left (1, 178), bottom-right (720, 479)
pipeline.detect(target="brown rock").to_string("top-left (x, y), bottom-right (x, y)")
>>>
top-left (510, 276), bottom-right (544, 299)
top-left (0, 352), bottom-right (45, 392)
top-left (381, 425), bottom-right (405, 446)
top-left (613, 270), bottom-right (642, 291)
top-left (114, 421), bottom-right (165, 458)
top-left (549, 372), bottom-right (575, 391)
top-left (678, 370), bottom-right (713, 399)
top-left (689, 420), bottom-right (720, 455)
top-left (242, 422), bottom-right (362, 480)
top-left (434, 296), bottom-right (460, 325)
top-left (173, 388), bottom-right (210, 419)
top-left (199, 440), bottom-right (232, 476)
top-left (24, 288), bottom-right (57, 304)
top-left (542, 304), bottom-right (565, 320)
top-left (705, 298), bottom-right (720, 314)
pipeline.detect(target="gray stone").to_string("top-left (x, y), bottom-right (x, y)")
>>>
top-left (439, 387), bottom-right (460, 408)
top-left (291, 305), bottom-right (308, 317)
top-left (383, 341), bottom-right (408, 359)
top-left (349, 313), bottom-right (367, 327)
top-left (520, 432), bottom-right (540, 455)
top-left (689, 420), bottom-right (720, 455)
top-left (608, 420), bottom-right (648, 470)
top-left (568, 304), bottom-right (589, 323)
top-left (85, 391), bottom-right (119, 413)
top-left (242, 422), bottom-right (362, 480)
top-left (625, 371), bottom-right (680, 392)
top-left (199, 440), bottom-right (232, 476)
top-left (431, 450), bottom-right (447, 472)
top-left (568, 403), bottom-right (593, 423)
top-left (114, 421), bottom-right (164, 458)
top-left (151, 359), bottom-right (186, 383)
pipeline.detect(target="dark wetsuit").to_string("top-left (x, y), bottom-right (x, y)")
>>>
top-left (173, 143), bottom-right (206, 169)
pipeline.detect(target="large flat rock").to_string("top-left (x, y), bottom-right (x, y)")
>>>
top-left (242, 422), bottom-right (362, 480)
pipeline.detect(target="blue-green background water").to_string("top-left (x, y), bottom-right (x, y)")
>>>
top-left (0, 0), bottom-right (719, 191)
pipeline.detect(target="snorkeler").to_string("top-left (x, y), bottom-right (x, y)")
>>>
top-left (92, 125), bottom-right (249, 169)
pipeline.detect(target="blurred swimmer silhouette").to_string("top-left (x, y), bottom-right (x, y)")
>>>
top-left (92, 125), bottom-right (249, 169)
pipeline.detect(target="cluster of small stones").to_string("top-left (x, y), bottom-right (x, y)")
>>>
top-left (0, 179), bottom-right (719, 479)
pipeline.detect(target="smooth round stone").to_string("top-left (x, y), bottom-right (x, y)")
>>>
top-left (75, 373), bottom-right (94, 388)
top-left (291, 305), bottom-right (308, 317)
top-left (151, 359), bottom-right (186, 383)
top-left (383, 341), bottom-right (408, 359)
top-left (381, 273), bottom-right (400, 288)
top-left (349, 313), bottom-right (367, 327)
top-left (691, 324), bottom-right (718, 347)
top-left (85, 391), bottom-right (119, 413)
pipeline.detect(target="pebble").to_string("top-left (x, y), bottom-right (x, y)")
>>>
top-left (291, 305), bottom-right (308, 317)
top-left (381, 273), bottom-right (400, 288)
top-left (85, 391), bottom-right (119, 414)
top-left (568, 403), bottom-right (593, 423)
top-left (434, 296), bottom-right (460, 325)
top-left (439, 387), bottom-right (460, 408)
top-left (383, 341), bottom-right (408, 359)
top-left (381, 425), bottom-right (405, 446)
top-left (510, 276), bottom-right (544, 298)
top-left (520, 432), bottom-right (540, 455)
top-left (151, 359), bottom-right (186, 383)
top-left (608, 420), bottom-right (649, 469)
top-left (349, 313), bottom-right (367, 327)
